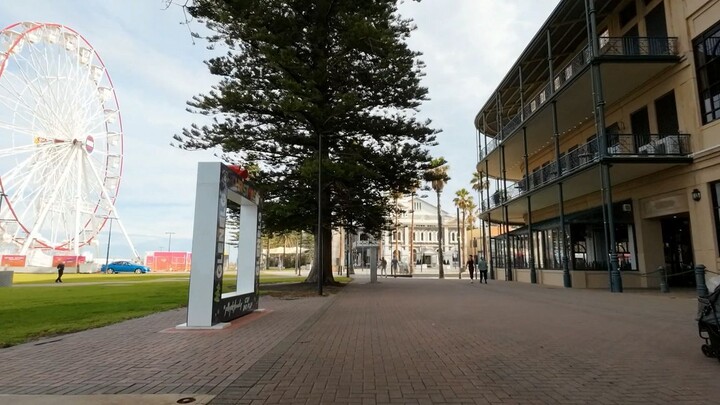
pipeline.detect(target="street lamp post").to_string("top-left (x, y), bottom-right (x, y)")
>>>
top-left (409, 192), bottom-right (427, 274)
top-left (105, 218), bottom-right (113, 270)
top-left (393, 196), bottom-right (400, 276)
top-left (456, 206), bottom-right (462, 278)
top-left (317, 129), bottom-right (323, 296)
top-left (165, 231), bottom-right (175, 252)
top-left (409, 193), bottom-right (415, 274)
top-left (432, 180), bottom-right (445, 279)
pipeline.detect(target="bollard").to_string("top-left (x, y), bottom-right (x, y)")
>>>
top-left (695, 264), bottom-right (709, 297)
top-left (0, 270), bottom-right (13, 287)
top-left (658, 266), bottom-right (669, 293)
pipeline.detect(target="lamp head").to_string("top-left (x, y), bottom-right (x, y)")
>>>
top-left (691, 188), bottom-right (701, 202)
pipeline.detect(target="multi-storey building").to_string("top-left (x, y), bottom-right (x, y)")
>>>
top-left (329, 197), bottom-right (461, 274)
top-left (380, 196), bottom-right (461, 272)
top-left (475, 0), bottom-right (720, 290)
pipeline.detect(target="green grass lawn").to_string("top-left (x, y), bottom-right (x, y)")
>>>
top-left (0, 272), bottom-right (350, 347)
top-left (0, 281), bottom-right (189, 348)
top-left (12, 273), bottom-right (190, 284)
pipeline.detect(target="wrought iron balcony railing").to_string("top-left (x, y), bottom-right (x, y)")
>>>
top-left (478, 37), bottom-right (679, 162)
top-left (479, 134), bottom-right (690, 212)
top-left (599, 37), bottom-right (679, 57)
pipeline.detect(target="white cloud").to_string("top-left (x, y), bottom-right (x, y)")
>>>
top-left (399, 0), bottom-right (559, 206)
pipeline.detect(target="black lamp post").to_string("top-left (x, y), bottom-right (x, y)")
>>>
top-left (165, 231), bottom-right (175, 252)
top-left (317, 132), bottom-right (323, 296)
top-left (105, 218), bottom-right (113, 271)
top-left (432, 179), bottom-right (445, 279)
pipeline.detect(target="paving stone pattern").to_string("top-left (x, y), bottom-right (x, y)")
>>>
top-left (211, 279), bottom-right (720, 404)
top-left (2, 278), bottom-right (720, 404)
top-left (0, 295), bottom-right (330, 396)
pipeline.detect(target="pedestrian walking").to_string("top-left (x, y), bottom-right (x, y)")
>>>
top-left (466, 255), bottom-right (475, 283)
top-left (380, 257), bottom-right (387, 277)
top-left (477, 256), bottom-right (488, 284)
top-left (55, 262), bottom-right (65, 283)
top-left (390, 256), bottom-right (398, 276)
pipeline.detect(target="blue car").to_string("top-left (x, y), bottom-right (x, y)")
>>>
top-left (102, 261), bottom-right (151, 274)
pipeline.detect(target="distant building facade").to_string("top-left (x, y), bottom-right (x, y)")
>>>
top-left (145, 251), bottom-right (192, 272)
top-left (381, 196), bottom-right (460, 271)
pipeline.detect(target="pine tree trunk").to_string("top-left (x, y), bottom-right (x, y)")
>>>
top-left (304, 179), bottom-right (334, 285)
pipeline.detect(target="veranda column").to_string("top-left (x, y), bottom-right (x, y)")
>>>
top-left (523, 128), bottom-right (536, 284)
top-left (586, 0), bottom-right (622, 292)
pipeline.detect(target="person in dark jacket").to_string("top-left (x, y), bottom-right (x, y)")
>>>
top-left (55, 262), bottom-right (65, 283)
top-left (466, 255), bottom-right (475, 283)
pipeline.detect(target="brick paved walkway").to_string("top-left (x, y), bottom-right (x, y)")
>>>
top-left (0, 295), bottom-right (332, 397)
top-left (2, 277), bottom-right (719, 404)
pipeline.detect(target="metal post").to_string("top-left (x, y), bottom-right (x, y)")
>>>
top-left (394, 196), bottom-right (399, 276)
top-left (165, 231), bottom-right (175, 252)
top-left (501, 145), bottom-right (512, 281)
top-left (298, 230), bottom-right (304, 275)
top-left (369, 246), bottom-right (377, 283)
top-left (504, 205), bottom-right (512, 281)
top-left (317, 130), bottom-right (323, 296)
top-left (457, 206), bottom-right (462, 278)
top-left (105, 218), bottom-right (113, 270)
top-left (410, 192), bottom-right (415, 274)
top-left (523, 128), bottom-right (536, 284)
top-left (437, 190), bottom-right (444, 279)
top-left (559, 183), bottom-right (571, 288)
top-left (659, 265), bottom-right (669, 293)
top-left (586, 0), bottom-right (621, 292)
top-left (527, 196), bottom-right (536, 284)
top-left (485, 159), bottom-right (494, 280)
top-left (546, 29), bottom-right (555, 96)
top-left (695, 264), bottom-right (709, 297)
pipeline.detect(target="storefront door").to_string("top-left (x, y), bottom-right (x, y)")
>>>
top-left (660, 214), bottom-right (694, 287)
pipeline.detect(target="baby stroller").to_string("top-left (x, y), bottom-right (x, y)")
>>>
top-left (698, 284), bottom-right (720, 361)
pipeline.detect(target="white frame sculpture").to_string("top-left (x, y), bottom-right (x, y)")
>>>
top-left (183, 162), bottom-right (261, 328)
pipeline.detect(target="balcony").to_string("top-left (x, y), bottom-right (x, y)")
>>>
top-left (478, 37), bottom-right (680, 162)
top-left (599, 37), bottom-right (679, 58)
top-left (481, 134), bottom-right (691, 212)
top-left (608, 133), bottom-right (690, 156)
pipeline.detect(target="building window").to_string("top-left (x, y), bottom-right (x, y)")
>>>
top-left (694, 21), bottom-right (720, 124)
top-left (712, 183), bottom-right (720, 252)
top-left (655, 90), bottom-right (679, 134)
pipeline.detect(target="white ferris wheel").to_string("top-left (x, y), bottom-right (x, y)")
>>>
top-left (0, 22), bottom-right (138, 265)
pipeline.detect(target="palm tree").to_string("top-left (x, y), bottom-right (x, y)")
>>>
top-left (423, 157), bottom-right (450, 279)
top-left (465, 200), bottom-right (477, 233)
top-left (465, 200), bottom-right (478, 259)
top-left (453, 189), bottom-right (472, 274)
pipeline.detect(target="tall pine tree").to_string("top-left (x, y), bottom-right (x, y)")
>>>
top-left (173, 0), bottom-right (438, 284)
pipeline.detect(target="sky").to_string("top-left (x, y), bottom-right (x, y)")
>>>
top-left (0, 0), bottom-right (560, 261)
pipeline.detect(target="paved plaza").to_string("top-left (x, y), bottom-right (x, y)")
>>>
top-left (1, 275), bottom-right (719, 404)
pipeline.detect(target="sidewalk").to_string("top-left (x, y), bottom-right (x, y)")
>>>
top-left (2, 277), bottom-right (718, 404)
